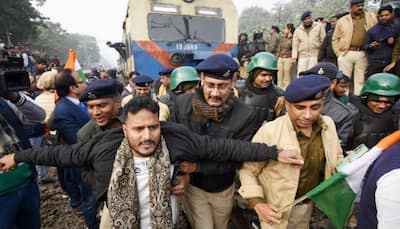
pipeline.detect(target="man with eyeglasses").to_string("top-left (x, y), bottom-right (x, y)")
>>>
top-left (172, 54), bottom-right (285, 229)
top-left (348, 73), bottom-right (400, 149)
top-left (53, 69), bottom-right (98, 229)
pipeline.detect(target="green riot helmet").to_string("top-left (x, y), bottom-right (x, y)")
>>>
top-left (246, 52), bottom-right (278, 73)
top-left (361, 73), bottom-right (400, 97)
top-left (170, 66), bottom-right (200, 91)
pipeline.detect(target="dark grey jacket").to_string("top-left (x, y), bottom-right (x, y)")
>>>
top-left (15, 122), bottom-right (278, 202)
top-left (322, 92), bottom-right (355, 149)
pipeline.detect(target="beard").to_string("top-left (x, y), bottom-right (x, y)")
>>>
top-left (304, 23), bottom-right (313, 29)
top-left (127, 139), bottom-right (158, 158)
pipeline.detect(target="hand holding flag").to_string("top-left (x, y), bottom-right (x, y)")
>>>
top-left (279, 130), bottom-right (400, 229)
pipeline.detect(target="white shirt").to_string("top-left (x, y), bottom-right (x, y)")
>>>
top-left (134, 157), bottom-right (178, 228)
top-left (125, 84), bottom-right (133, 93)
top-left (66, 96), bottom-right (80, 106)
top-left (375, 169), bottom-right (400, 229)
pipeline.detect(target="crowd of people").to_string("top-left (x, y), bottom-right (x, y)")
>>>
top-left (0, 0), bottom-right (400, 229)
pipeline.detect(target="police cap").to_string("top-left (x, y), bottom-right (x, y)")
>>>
top-left (195, 54), bottom-right (239, 80)
top-left (159, 67), bottom-right (175, 76)
top-left (301, 11), bottom-right (312, 21)
top-left (299, 62), bottom-right (338, 80)
top-left (80, 79), bottom-right (123, 102)
top-left (132, 75), bottom-right (153, 87)
top-left (285, 75), bottom-right (331, 102)
top-left (350, 0), bottom-right (364, 5)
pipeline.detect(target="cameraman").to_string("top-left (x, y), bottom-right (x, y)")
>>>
top-left (0, 91), bottom-right (46, 228)
top-left (238, 33), bottom-right (252, 78)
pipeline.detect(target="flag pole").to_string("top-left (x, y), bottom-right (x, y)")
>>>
top-left (278, 195), bottom-right (308, 213)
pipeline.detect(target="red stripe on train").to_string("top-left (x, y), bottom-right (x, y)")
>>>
top-left (210, 43), bottom-right (236, 56)
top-left (136, 41), bottom-right (176, 68)
top-left (135, 41), bottom-right (237, 67)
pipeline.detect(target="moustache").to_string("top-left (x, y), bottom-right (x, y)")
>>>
top-left (139, 140), bottom-right (156, 146)
top-left (209, 96), bottom-right (222, 100)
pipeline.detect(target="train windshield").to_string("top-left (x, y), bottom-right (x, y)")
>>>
top-left (148, 13), bottom-right (225, 43)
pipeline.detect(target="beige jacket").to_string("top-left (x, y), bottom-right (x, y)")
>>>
top-left (239, 114), bottom-right (343, 229)
top-left (332, 12), bottom-right (377, 57)
top-left (292, 23), bottom-right (326, 59)
top-left (34, 91), bottom-right (56, 123)
top-left (157, 85), bottom-right (168, 97)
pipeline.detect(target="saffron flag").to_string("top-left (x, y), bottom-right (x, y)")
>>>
top-left (306, 130), bottom-right (400, 229)
top-left (65, 49), bottom-right (87, 82)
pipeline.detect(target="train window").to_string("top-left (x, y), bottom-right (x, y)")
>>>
top-left (148, 13), bottom-right (225, 43)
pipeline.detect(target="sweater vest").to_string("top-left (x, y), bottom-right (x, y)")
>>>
top-left (357, 142), bottom-right (400, 229)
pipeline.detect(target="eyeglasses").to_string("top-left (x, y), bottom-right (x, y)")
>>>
top-left (75, 80), bottom-right (86, 85)
top-left (370, 100), bottom-right (392, 105)
top-left (203, 81), bottom-right (230, 91)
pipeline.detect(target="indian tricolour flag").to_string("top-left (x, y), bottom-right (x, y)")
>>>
top-left (281, 130), bottom-right (400, 229)
top-left (64, 49), bottom-right (87, 82)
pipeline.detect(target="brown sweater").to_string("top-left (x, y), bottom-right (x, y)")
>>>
top-left (277, 36), bottom-right (293, 58)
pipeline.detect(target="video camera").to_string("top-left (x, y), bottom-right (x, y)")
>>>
top-left (0, 47), bottom-right (30, 92)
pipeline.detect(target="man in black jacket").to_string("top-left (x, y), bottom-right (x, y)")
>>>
top-left (172, 54), bottom-right (264, 228)
top-left (0, 96), bottom-right (303, 228)
top-left (318, 13), bottom-right (344, 65)
top-left (238, 52), bottom-right (284, 126)
top-left (349, 73), bottom-right (400, 149)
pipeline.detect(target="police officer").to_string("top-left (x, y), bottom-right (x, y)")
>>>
top-left (169, 66), bottom-right (199, 95)
top-left (349, 73), bottom-right (400, 148)
top-left (78, 79), bottom-right (124, 188)
top-left (172, 54), bottom-right (263, 229)
top-left (300, 62), bottom-right (355, 149)
top-left (156, 67), bottom-right (174, 96)
top-left (131, 75), bottom-right (153, 97)
top-left (158, 66), bottom-right (199, 122)
top-left (238, 52), bottom-right (284, 126)
top-left (239, 75), bottom-right (343, 229)
top-left (251, 30), bottom-right (267, 56)
top-left (122, 75), bottom-right (170, 121)
top-left (78, 79), bottom-right (124, 140)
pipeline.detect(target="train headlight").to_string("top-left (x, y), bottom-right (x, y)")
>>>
top-left (151, 3), bottom-right (180, 13)
top-left (195, 7), bottom-right (221, 16)
top-left (169, 53), bottom-right (184, 66)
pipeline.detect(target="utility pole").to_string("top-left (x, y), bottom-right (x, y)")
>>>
top-left (277, 4), bottom-right (282, 24)
top-left (5, 27), bottom-right (12, 47)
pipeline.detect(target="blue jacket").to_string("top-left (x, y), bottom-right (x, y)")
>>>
top-left (363, 22), bottom-right (400, 64)
top-left (54, 97), bottom-right (90, 144)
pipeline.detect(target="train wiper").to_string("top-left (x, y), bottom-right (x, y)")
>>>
top-left (191, 31), bottom-right (212, 47)
top-left (166, 16), bottom-right (191, 46)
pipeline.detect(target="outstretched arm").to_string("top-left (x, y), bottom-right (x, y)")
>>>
top-left (162, 122), bottom-right (303, 165)
top-left (0, 129), bottom-right (124, 171)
